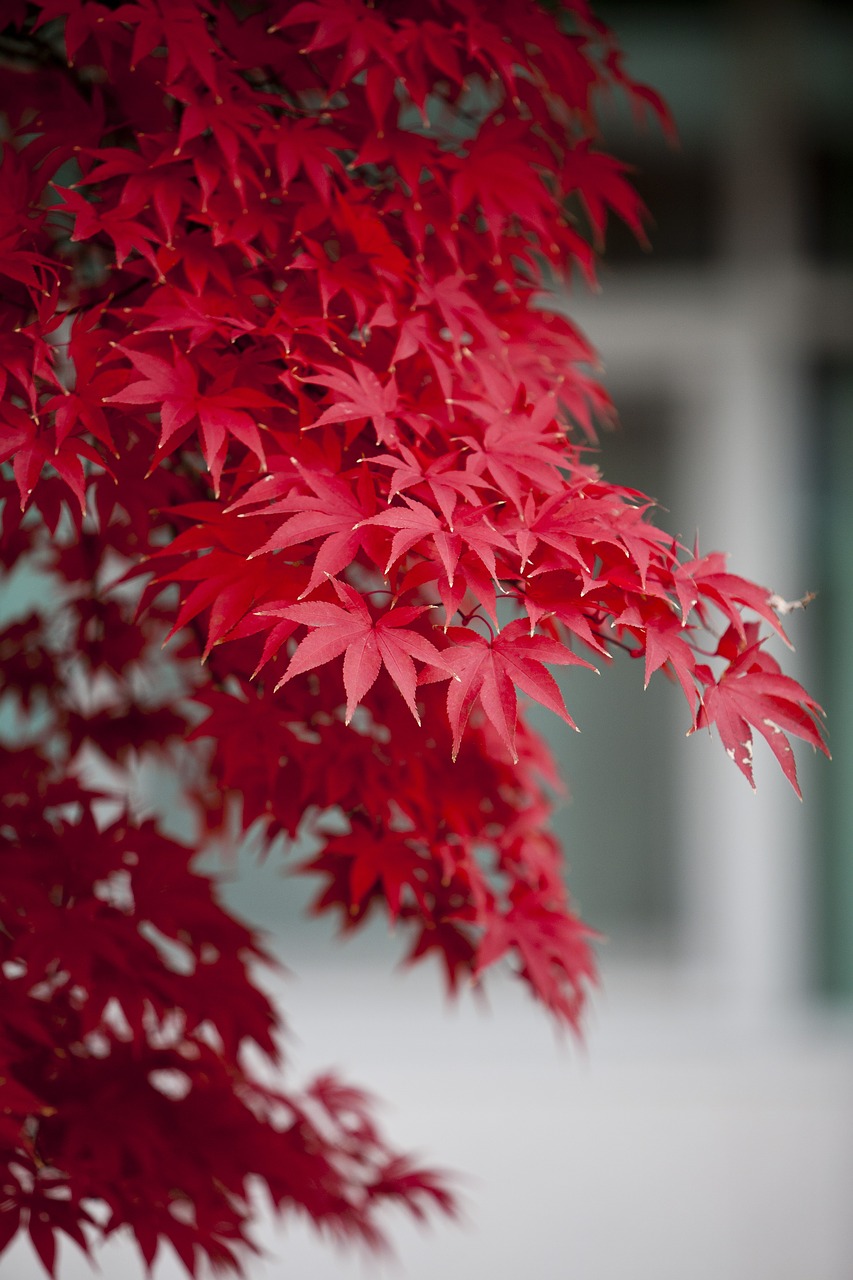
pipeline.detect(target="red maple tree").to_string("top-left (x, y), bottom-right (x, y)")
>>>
top-left (0, 2), bottom-right (828, 1276)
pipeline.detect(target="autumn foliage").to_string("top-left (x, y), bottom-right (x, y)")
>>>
top-left (0, 0), bottom-right (828, 1275)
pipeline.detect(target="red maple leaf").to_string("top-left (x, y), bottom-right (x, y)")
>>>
top-left (475, 886), bottom-right (597, 1027)
top-left (561, 141), bottom-right (649, 248)
top-left (107, 347), bottom-right (270, 493)
top-left (302, 362), bottom-right (404, 446)
top-left (370, 446), bottom-right (490, 526)
top-left (271, 0), bottom-right (401, 92)
top-left (451, 117), bottom-right (554, 246)
top-left (320, 824), bottom-right (430, 920)
top-left (243, 458), bottom-right (381, 597)
top-left (443, 618), bottom-right (596, 762)
top-left (271, 580), bottom-right (446, 724)
top-left (695, 635), bottom-right (829, 797)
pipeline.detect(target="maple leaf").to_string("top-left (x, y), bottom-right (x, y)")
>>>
top-left (561, 141), bottom-right (649, 248)
top-left (270, 581), bottom-right (446, 724)
top-left (443, 618), bottom-right (596, 763)
top-left (51, 184), bottom-right (162, 271)
top-left (456, 392), bottom-right (570, 512)
top-left (451, 117), bottom-right (554, 247)
top-left (106, 347), bottom-right (269, 493)
top-left (695, 635), bottom-right (829, 798)
top-left (402, 917), bottom-right (477, 995)
top-left (0, 230), bottom-right (56, 292)
top-left (126, 0), bottom-right (223, 93)
top-left (0, 403), bottom-right (106, 512)
top-left (242, 459), bottom-right (381, 597)
top-left (475, 886), bottom-right (597, 1027)
top-left (638, 605), bottom-right (699, 713)
top-left (270, 0), bottom-right (401, 93)
top-left (160, 547), bottom-right (300, 658)
top-left (370, 446), bottom-right (490, 526)
top-left (264, 116), bottom-right (346, 203)
top-left (321, 824), bottom-right (430, 920)
top-left (302, 362), bottom-right (404, 446)
top-left (360, 494), bottom-right (516, 597)
top-left (685, 551), bottom-right (791, 644)
top-left (416, 272), bottom-right (505, 355)
top-left (463, 8), bottom-right (530, 94)
top-left (385, 307), bottom-right (456, 400)
top-left (359, 496), bottom-right (463, 584)
top-left (287, 237), bottom-right (380, 325)
top-left (514, 572), bottom-right (610, 657)
top-left (354, 121), bottom-right (452, 204)
top-left (73, 143), bottom-right (196, 251)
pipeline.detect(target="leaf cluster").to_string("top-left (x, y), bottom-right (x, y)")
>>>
top-left (0, 1), bottom-right (827, 1274)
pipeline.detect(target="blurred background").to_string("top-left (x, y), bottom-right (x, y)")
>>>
top-left (8, 1), bottom-right (853, 1277)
